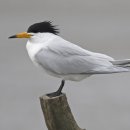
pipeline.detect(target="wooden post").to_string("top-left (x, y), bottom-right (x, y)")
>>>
top-left (40, 93), bottom-right (85, 130)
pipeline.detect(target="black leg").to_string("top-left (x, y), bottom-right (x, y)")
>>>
top-left (47, 80), bottom-right (65, 97)
top-left (56, 80), bottom-right (65, 95)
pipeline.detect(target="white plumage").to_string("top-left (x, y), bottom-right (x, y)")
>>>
top-left (26, 33), bottom-right (130, 81)
top-left (9, 21), bottom-right (130, 96)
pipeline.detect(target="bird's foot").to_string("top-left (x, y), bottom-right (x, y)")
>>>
top-left (47, 91), bottom-right (62, 98)
top-left (47, 80), bottom-right (65, 98)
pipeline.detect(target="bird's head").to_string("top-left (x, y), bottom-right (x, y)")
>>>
top-left (9, 21), bottom-right (59, 39)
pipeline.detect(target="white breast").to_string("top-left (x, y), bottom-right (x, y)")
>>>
top-left (26, 33), bottom-right (56, 65)
top-left (26, 41), bottom-right (42, 63)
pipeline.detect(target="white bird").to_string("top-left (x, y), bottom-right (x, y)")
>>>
top-left (9, 21), bottom-right (130, 97)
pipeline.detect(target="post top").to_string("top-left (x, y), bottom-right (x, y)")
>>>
top-left (39, 93), bottom-right (66, 100)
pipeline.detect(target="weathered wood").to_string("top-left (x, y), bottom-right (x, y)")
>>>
top-left (40, 93), bottom-right (84, 130)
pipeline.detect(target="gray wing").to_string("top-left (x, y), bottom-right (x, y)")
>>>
top-left (35, 38), bottom-right (116, 75)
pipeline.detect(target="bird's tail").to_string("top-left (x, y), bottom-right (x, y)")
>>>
top-left (111, 59), bottom-right (130, 72)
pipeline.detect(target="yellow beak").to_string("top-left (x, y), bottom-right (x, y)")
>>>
top-left (9, 32), bottom-right (32, 39)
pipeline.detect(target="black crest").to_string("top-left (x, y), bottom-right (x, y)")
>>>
top-left (27, 21), bottom-right (59, 35)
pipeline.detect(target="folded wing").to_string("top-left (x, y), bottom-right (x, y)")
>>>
top-left (35, 36), bottom-right (128, 75)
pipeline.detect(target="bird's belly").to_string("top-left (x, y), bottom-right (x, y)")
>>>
top-left (39, 65), bottom-right (91, 81)
top-left (61, 74), bottom-right (91, 81)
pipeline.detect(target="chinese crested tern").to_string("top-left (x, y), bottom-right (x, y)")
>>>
top-left (9, 21), bottom-right (130, 97)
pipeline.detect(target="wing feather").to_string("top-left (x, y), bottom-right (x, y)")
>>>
top-left (35, 36), bottom-right (115, 74)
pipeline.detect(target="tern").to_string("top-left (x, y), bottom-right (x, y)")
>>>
top-left (9, 21), bottom-right (130, 97)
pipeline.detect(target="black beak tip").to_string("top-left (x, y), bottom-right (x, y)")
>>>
top-left (8, 35), bottom-right (17, 39)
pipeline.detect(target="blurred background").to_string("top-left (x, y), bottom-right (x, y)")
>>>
top-left (1, 0), bottom-right (130, 130)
